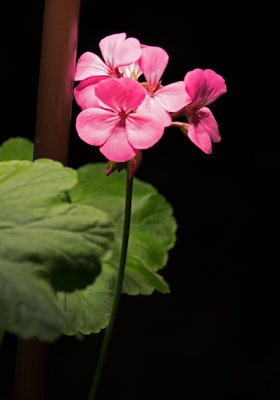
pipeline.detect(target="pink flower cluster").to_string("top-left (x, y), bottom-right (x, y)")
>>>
top-left (74, 33), bottom-right (227, 162)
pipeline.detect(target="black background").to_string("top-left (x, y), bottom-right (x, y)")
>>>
top-left (1, 1), bottom-right (279, 399)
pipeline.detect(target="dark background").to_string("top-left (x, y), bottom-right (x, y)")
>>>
top-left (1, 1), bottom-right (278, 399)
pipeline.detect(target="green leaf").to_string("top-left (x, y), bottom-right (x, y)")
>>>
top-left (59, 163), bottom-right (177, 335)
top-left (71, 163), bottom-right (177, 279)
top-left (0, 160), bottom-right (114, 341)
top-left (58, 266), bottom-right (115, 335)
top-left (0, 137), bottom-right (34, 161)
top-left (0, 261), bottom-right (66, 341)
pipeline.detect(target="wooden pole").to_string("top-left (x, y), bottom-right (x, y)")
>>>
top-left (13, 339), bottom-right (49, 400)
top-left (14, 1), bottom-right (81, 399)
top-left (33, 0), bottom-right (81, 165)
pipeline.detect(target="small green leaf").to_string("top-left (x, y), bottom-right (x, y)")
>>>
top-left (60, 163), bottom-right (177, 335)
top-left (0, 137), bottom-right (34, 161)
top-left (0, 160), bottom-right (114, 341)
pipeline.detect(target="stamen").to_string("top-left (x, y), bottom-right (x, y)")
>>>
top-left (119, 109), bottom-right (127, 119)
top-left (150, 85), bottom-right (157, 94)
top-left (149, 80), bottom-right (161, 95)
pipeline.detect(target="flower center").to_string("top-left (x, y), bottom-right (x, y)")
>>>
top-left (118, 109), bottom-right (127, 119)
top-left (149, 85), bottom-right (157, 94)
top-left (149, 80), bottom-right (162, 96)
top-left (108, 67), bottom-right (122, 79)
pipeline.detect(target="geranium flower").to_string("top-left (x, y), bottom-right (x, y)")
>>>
top-left (137, 46), bottom-right (188, 127)
top-left (183, 68), bottom-right (227, 154)
top-left (74, 33), bottom-right (142, 109)
top-left (75, 33), bottom-right (141, 80)
top-left (76, 78), bottom-right (165, 162)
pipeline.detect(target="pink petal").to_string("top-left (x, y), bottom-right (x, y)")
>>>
top-left (184, 69), bottom-right (206, 105)
top-left (119, 78), bottom-right (146, 113)
top-left (155, 81), bottom-right (189, 112)
top-left (99, 33), bottom-right (126, 69)
top-left (76, 108), bottom-right (119, 146)
top-left (138, 46), bottom-right (169, 89)
top-left (188, 124), bottom-right (212, 154)
top-left (74, 77), bottom-right (107, 109)
top-left (75, 52), bottom-right (109, 80)
top-left (203, 69), bottom-right (227, 106)
top-left (99, 33), bottom-right (141, 71)
top-left (95, 78), bottom-right (146, 114)
top-left (198, 107), bottom-right (221, 143)
top-left (95, 79), bottom-right (125, 112)
top-left (114, 37), bottom-right (142, 68)
top-left (126, 113), bottom-right (165, 150)
top-left (100, 120), bottom-right (136, 162)
top-left (184, 68), bottom-right (227, 107)
top-left (137, 95), bottom-right (171, 127)
top-left (188, 107), bottom-right (221, 154)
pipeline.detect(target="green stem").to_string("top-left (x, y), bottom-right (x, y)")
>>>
top-left (88, 168), bottom-right (133, 400)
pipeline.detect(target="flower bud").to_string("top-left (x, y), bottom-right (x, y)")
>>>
top-left (127, 151), bottom-right (142, 180)
top-left (106, 151), bottom-right (142, 180)
top-left (171, 121), bottom-right (189, 136)
top-left (106, 161), bottom-right (125, 177)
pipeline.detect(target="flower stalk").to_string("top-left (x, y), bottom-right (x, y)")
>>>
top-left (88, 167), bottom-right (134, 400)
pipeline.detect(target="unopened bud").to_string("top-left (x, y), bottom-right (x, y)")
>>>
top-left (171, 121), bottom-right (189, 136)
top-left (106, 161), bottom-right (125, 177)
top-left (128, 151), bottom-right (142, 180)
top-left (106, 152), bottom-right (142, 180)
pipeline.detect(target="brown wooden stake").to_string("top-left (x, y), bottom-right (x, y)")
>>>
top-left (14, 1), bottom-right (81, 399)
top-left (33, 0), bottom-right (81, 165)
top-left (13, 339), bottom-right (49, 400)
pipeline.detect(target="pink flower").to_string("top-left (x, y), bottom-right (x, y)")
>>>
top-left (76, 78), bottom-right (165, 162)
top-left (184, 68), bottom-right (227, 154)
top-left (74, 33), bottom-right (142, 109)
top-left (138, 46), bottom-right (188, 127)
top-left (75, 33), bottom-right (141, 80)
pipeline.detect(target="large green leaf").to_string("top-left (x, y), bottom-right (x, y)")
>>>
top-left (0, 139), bottom-right (176, 338)
top-left (59, 163), bottom-right (177, 335)
top-left (0, 159), bottom-right (114, 341)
